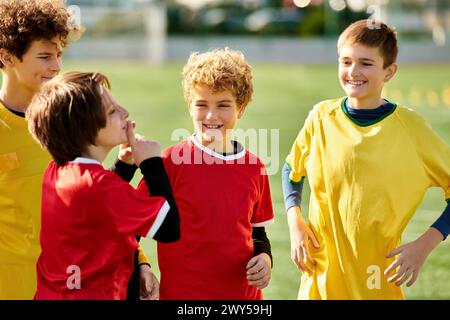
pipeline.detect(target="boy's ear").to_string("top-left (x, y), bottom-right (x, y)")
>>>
top-left (383, 63), bottom-right (398, 83)
top-left (0, 49), bottom-right (15, 67)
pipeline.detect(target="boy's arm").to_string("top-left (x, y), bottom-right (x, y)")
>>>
top-left (140, 157), bottom-right (180, 243)
top-left (385, 201), bottom-right (449, 287)
top-left (282, 162), bottom-right (304, 212)
top-left (137, 244), bottom-right (150, 267)
top-left (110, 159), bottom-right (138, 183)
top-left (430, 200), bottom-right (450, 240)
top-left (252, 227), bottom-right (272, 267)
top-left (282, 162), bottom-right (319, 273)
top-left (110, 144), bottom-right (138, 182)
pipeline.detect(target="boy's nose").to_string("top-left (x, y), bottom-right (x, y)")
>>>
top-left (50, 57), bottom-right (62, 73)
top-left (348, 63), bottom-right (359, 76)
top-left (206, 110), bottom-right (217, 120)
top-left (118, 105), bottom-right (129, 119)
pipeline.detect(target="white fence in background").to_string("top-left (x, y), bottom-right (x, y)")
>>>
top-left (64, 36), bottom-right (450, 63)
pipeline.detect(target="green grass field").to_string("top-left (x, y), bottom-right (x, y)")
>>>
top-left (64, 60), bottom-right (450, 299)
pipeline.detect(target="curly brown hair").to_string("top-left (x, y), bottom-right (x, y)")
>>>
top-left (182, 48), bottom-right (253, 109)
top-left (0, 0), bottom-right (71, 68)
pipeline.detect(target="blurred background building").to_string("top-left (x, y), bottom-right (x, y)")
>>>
top-left (64, 0), bottom-right (450, 63)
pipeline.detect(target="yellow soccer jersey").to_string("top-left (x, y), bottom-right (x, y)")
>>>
top-left (0, 102), bottom-right (50, 299)
top-left (286, 97), bottom-right (450, 300)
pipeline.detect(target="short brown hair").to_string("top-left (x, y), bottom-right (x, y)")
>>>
top-left (337, 19), bottom-right (398, 68)
top-left (182, 48), bottom-right (253, 109)
top-left (27, 72), bottom-right (111, 165)
top-left (0, 0), bottom-right (71, 68)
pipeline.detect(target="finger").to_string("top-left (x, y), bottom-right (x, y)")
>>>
top-left (248, 266), bottom-right (267, 281)
top-left (247, 264), bottom-right (264, 278)
top-left (309, 232), bottom-right (320, 249)
top-left (384, 259), bottom-right (400, 276)
top-left (387, 264), bottom-right (407, 283)
top-left (386, 246), bottom-right (403, 259)
top-left (150, 281), bottom-right (159, 300)
top-left (246, 256), bottom-right (258, 270)
top-left (126, 120), bottom-right (136, 145)
top-left (248, 273), bottom-right (269, 286)
top-left (406, 271), bottom-right (419, 287)
top-left (304, 243), bottom-right (316, 266)
top-left (301, 244), bottom-right (313, 273)
top-left (395, 268), bottom-right (413, 287)
top-left (292, 248), bottom-right (309, 273)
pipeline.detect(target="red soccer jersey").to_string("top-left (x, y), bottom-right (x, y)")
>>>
top-left (138, 136), bottom-right (274, 300)
top-left (35, 158), bottom-right (169, 300)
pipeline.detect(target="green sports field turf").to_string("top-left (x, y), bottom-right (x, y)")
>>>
top-left (62, 60), bottom-right (450, 299)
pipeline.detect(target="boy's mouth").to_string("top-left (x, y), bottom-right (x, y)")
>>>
top-left (346, 80), bottom-right (367, 86)
top-left (203, 124), bottom-right (223, 129)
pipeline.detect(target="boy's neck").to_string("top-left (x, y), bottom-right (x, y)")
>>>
top-left (347, 96), bottom-right (385, 110)
top-left (196, 135), bottom-right (235, 154)
top-left (0, 76), bottom-right (36, 113)
top-left (82, 145), bottom-right (112, 164)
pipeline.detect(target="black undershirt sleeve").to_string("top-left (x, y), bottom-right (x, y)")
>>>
top-left (252, 226), bottom-right (273, 268)
top-left (139, 157), bottom-right (180, 243)
top-left (110, 159), bottom-right (138, 183)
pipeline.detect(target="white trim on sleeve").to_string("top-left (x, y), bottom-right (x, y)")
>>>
top-left (251, 218), bottom-right (275, 227)
top-left (145, 200), bottom-right (170, 239)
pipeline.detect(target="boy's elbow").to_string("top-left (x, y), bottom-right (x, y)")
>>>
top-left (153, 209), bottom-right (180, 243)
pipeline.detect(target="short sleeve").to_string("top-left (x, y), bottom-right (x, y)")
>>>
top-left (95, 171), bottom-right (169, 238)
top-left (251, 162), bottom-right (275, 227)
top-left (409, 112), bottom-right (450, 200)
top-left (285, 108), bottom-right (316, 183)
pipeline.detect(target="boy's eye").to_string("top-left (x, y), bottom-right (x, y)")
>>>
top-left (109, 109), bottom-right (116, 115)
top-left (219, 104), bottom-right (230, 108)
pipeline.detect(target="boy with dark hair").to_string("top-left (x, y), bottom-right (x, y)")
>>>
top-left (27, 71), bottom-right (180, 299)
top-left (282, 19), bottom-right (449, 299)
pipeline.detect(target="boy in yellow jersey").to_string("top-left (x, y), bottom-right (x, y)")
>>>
top-left (0, 0), bottom-right (154, 300)
top-left (282, 19), bottom-right (449, 299)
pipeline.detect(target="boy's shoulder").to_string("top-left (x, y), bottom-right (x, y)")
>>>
top-left (51, 161), bottom-right (121, 186)
top-left (303, 97), bottom-right (344, 124)
top-left (394, 103), bottom-right (431, 128)
top-left (313, 97), bottom-right (343, 112)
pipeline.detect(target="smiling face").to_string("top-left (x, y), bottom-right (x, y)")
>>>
top-left (8, 37), bottom-right (63, 93)
top-left (95, 87), bottom-right (130, 149)
top-left (338, 43), bottom-right (397, 109)
top-left (189, 84), bottom-right (244, 152)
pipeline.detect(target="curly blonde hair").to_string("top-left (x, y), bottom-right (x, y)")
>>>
top-left (0, 0), bottom-right (71, 68)
top-left (182, 48), bottom-right (253, 109)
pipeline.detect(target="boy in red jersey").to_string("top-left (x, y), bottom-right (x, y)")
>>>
top-left (138, 48), bottom-right (275, 299)
top-left (26, 71), bottom-right (180, 299)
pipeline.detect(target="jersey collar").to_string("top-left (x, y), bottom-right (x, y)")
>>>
top-left (70, 157), bottom-right (102, 165)
top-left (190, 135), bottom-right (246, 161)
